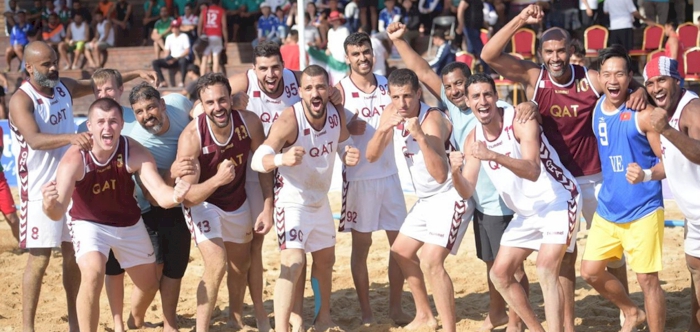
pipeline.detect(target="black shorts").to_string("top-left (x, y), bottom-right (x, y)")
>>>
top-left (105, 206), bottom-right (191, 278)
top-left (473, 210), bottom-right (513, 262)
top-left (358, 0), bottom-right (378, 8)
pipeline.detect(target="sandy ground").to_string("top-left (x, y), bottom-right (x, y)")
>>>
top-left (0, 190), bottom-right (694, 332)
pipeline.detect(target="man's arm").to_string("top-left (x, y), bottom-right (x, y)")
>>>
top-left (651, 101), bottom-right (700, 164)
top-left (625, 107), bottom-right (668, 183)
top-left (366, 104), bottom-right (402, 162)
top-left (480, 4), bottom-right (543, 88)
top-left (242, 111), bottom-right (274, 234)
top-left (8, 91), bottom-right (90, 150)
top-left (385, 22), bottom-right (443, 98)
top-left (61, 70), bottom-right (159, 99)
top-left (451, 129), bottom-right (480, 199)
top-left (129, 139), bottom-right (189, 209)
top-left (228, 71), bottom-right (249, 95)
top-left (405, 110), bottom-right (451, 183)
top-left (42, 147), bottom-right (82, 221)
top-left (336, 102), bottom-right (361, 165)
top-left (221, 12), bottom-right (228, 43)
top-left (251, 107), bottom-right (301, 173)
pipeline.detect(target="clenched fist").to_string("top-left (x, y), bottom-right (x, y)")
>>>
top-left (215, 159), bottom-right (236, 186)
top-left (282, 146), bottom-right (305, 166)
top-left (386, 22), bottom-right (407, 41)
top-left (471, 140), bottom-right (495, 161)
top-left (649, 107), bottom-right (671, 134)
top-left (625, 162), bottom-right (645, 184)
top-left (42, 180), bottom-right (59, 210)
top-left (518, 4), bottom-right (545, 25)
top-left (404, 117), bottom-right (423, 138)
top-left (449, 151), bottom-right (465, 173)
top-left (231, 92), bottom-right (250, 110)
top-left (344, 145), bottom-right (361, 166)
top-left (172, 178), bottom-right (192, 203)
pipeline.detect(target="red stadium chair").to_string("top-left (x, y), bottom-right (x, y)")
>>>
top-left (511, 28), bottom-right (536, 60)
top-left (629, 24), bottom-right (664, 57)
top-left (494, 53), bottom-right (525, 105)
top-left (455, 51), bottom-right (476, 71)
top-left (584, 25), bottom-right (609, 58)
top-left (683, 47), bottom-right (700, 84)
top-left (678, 23), bottom-right (700, 49)
top-left (480, 28), bottom-right (489, 46)
top-left (647, 49), bottom-right (666, 63)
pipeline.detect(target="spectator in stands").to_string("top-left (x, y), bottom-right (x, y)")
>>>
top-left (275, 7), bottom-right (287, 40)
top-left (86, 10), bottom-right (115, 68)
top-left (64, 10), bottom-right (89, 69)
top-left (400, 0), bottom-right (421, 48)
top-left (198, 0), bottom-right (227, 74)
top-left (548, 0), bottom-right (579, 33)
top-left (27, 0), bottom-right (43, 28)
top-left (174, 0), bottom-right (190, 16)
top-left (378, 0), bottom-right (401, 32)
top-left (6, 10), bottom-right (32, 72)
top-left (42, 13), bottom-right (68, 66)
top-left (580, 0), bottom-right (599, 27)
top-left (428, 28), bottom-right (454, 74)
top-left (664, 21), bottom-right (685, 86)
top-left (604, 0), bottom-right (653, 53)
top-left (253, 2), bottom-right (282, 47)
top-left (674, 0), bottom-right (686, 24)
top-left (457, 0), bottom-right (489, 74)
top-left (239, 1), bottom-right (263, 42)
top-left (180, 3), bottom-right (198, 41)
top-left (96, 0), bottom-right (115, 20)
top-left (143, 0), bottom-right (165, 46)
top-left (152, 19), bottom-right (191, 87)
top-left (569, 38), bottom-right (587, 67)
top-left (222, 0), bottom-right (243, 42)
top-left (358, 0), bottom-right (378, 33)
top-left (55, 0), bottom-right (72, 25)
top-left (152, 6), bottom-right (174, 59)
top-left (643, 0), bottom-right (669, 24)
top-left (41, 0), bottom-right (55, 27)
top-left (344, 0), bottom-right (359, 32)
top-left (111, 0), bottom-right (132, 46)
top-left (326, 10), bottom-right (349, 62)
top-left (71, 0), bottom-right (91, 25)
top-left (280, 29), bottom-right (300, 70)
top-left (418, 0), bottom-right (443, 33)
top-left (301, 12), bottom-right (323, 47)
top-left (4, 0), bottom-right (22, 34)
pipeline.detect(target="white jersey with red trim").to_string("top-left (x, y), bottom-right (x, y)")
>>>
top-left (475, 104), bottom-right (579, 217)
top-left (11, 81), bottom-right (74, 202)
top-left (399, 102), bottom-right (453, 198)
top-left (245, 68), bottom-right (301, 182)
top-left (661, 90), bottom-right (700, 220)
top-left (339, 74), bottom-right (397, 180)
top-left (275, 102), bottom-right (342, 208)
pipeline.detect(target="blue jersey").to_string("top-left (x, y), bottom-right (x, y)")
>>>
top-left (258, 15), bottom-right (281, 37)
top-left (592, 96), bottom-right (663, 223)
top-left (10, 24), bottom-right (32, 46)
top-left (379, 7), bottom-right (401, 27)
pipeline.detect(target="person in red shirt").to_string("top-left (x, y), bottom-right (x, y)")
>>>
top-left (280, 30), bottom-right (300, 71)
top-left (664, 21), bottom-right (686, 87)
top-left (198, 0), bottom-right (227, 74)
top-left (0, 126), bottom-right (19, 244)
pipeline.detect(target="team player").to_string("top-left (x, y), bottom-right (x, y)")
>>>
top-left (643, 57), bottom-right (700, 331)
top-left (41, 97), bottom-right (192, 332)
top-left (580, 46), bottom-right (666, 332)
top-left (175, 73), bottom-right (273, 332)
top-left (386, 21), bottom-right (529, 330)
top-left (251, 65), bottom-right (360, 332)
top-left (366, 69), bottom-right (473, 332)
top-left (480, 5), bottom-right (649, 329)
top-left (451, 73), bottom-right (580, 332)
top-left (227, 41), bottom-right (301, 330)
top-left (198, 0), bottom-right (227, 74)
top-left (335, 32), bottom-right (409, 325)
top-left (8, 41), bottom-right (158, 332)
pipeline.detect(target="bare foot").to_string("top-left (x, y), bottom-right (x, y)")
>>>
top-left (256, 315), bottom-right (272, 332)
top-left (621, 308), bottom-right (646, 332)
top-left (479, 312), bottom-right (508, 331)
top-left (227, 318), bottom-right (254, 331)
top-left (126, 314), bottom-right (144, 330)
top-left (505, 321), bottom-right (526, 332)
top-left (389, 310), bottom-right (413, 326)
top-left (290, 313), bottom-right (305, 332)
top-left (403, 316), bottom-right (438, 331)
top-left (313, 317), bottom-right (340, 332)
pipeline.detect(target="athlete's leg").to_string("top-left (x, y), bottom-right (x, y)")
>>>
top-left (23, 248), bottom-right (51, 332)
top-left (536, 243), bottom-right (567, 332)
top-left (274, 248), bottom-right (306, 332)
top-left (125, 262), bottom-right (159, 329)
top-left (560, 249), bottom-right (576, 332)
top-left (248, 232), bottom-right (270, 331)
top-left (637, 272), bottom-right (666, 332)
top-left (310, 246), bottom-right (338, 330)
top-left (226, 241), bottom-right (253, 329)
top-left (390, 234), bottom-right (437, 330)
top-left (195, 238), bottom-right (228, 332)
top-left (105, 273), bottom-right (125, 332)
top-left (490, 246), bottom-right (541, 332)
top-left (61, 242), bottom-right (80, 332)
top-left (3, 211), bottom-right (19, 243)
top-left (418, 243), bottom-right (456, 332)
top-left (75, 251), bottom-right (108, 332)
top-left (350, 230), bottom-right (374, 324)
top-left (385, 230), bottom-right (410, 324)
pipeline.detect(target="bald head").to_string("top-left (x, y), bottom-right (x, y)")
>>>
top-left (539, 28), bottom-right (570, 49)
top-left (24, 41), bottom-right (59, 88)
top-left (24, 41), bottom-right (56, 66)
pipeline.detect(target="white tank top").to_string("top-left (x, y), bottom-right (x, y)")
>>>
top-left (245, 68), bottom-right (301, 182)
top-left (399, 103), bottom-right (453, 198)
top-left (96, 19), bottom-right (114, 45)
top-left (339, 74), bottom-right (397, 180)
top-left (476, 105), bottom-right (579, 217)
top-left (69, 21), bottom-right (87, 41)
top-left (11, 81), bottom-right (74, 201)
top-left (661, 90), bottom-right (700, 220)
top-left (275, 102), bottom-right (342, 208)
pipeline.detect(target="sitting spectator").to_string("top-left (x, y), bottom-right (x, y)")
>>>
top-left (275, 7), bottom-right (287, 40)
top-left (112, 0), bottom-right (132, 46)
top-left (64, 11), bottom-right (89, 69)
top-left (222, 0), bottom-right (243, 42)
top-left (86, 10), bottom-right (114, 68)
top-left (280, 29), bottom-right (300, 70)
top-left (179, 3), bottom-right (198, 40)
top-left (238, 1), bottom-right (262, 42)
top-left (344, 0), bottom-right (359, 32)
top-left (41, 0), bottom-right (55, 27)
top-left (569, 38), bottom-right (587, 67)
top-left (198, 0), bottom-right (227, 74)
top-left (400, 0), bottom-right (421, 48)
top-left (143, 0), bottom-right (165, 45)
top-left (71, 0), bottom-right (91, 25)
top-left (152, 6), bottom-right (174, 58)
top-left (326, 10), bottom-right (349, 62)
top-left (418, 0), bottom-right (443, 30)
top-left (378, 0), bottom-right (401, 32)
top-left (4, 0), bottom-right (22, 35)
top-left (253, 2), bottom-right (281, 47)
top-left (27, 0), bottom-right (43, 28)
top-left (428, 29), bottom-right (455, 74)
top-left (300, 12), bottom-right (322, 47)
top-left (96, 0), bottom-right (115, 20)
top-left (42, 13), bottom-right (69, 67)
top-left (152, 19), bottom-right (191, 87)
top-left (6, 10), bottom-right (32, 72)
top-left (55, 0), bottom-right (72, 25)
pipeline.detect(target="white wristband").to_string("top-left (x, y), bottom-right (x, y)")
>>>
top-left (274, 154), bottom-right (284, 167)
top-left (643, 169), bottom-right (652, 182)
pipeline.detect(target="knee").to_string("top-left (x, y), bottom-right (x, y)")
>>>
top-left (27, 249), bottom-right (52, 269)
top-left (279, 257), bottom-right (305, 279)
top-left (535, 261), bottom-right (560, 283)
top-left (418, 253), bottom-right (444, 275)
top-left (688, 257), bottom-right (700, 276)
top-left (636, 273), bottom-right (660, 291)
top-left (580, 263), bottom-right (601, 284)
top-left (489, 265), bottom-right (509, 291)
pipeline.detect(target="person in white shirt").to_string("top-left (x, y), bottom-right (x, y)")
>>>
top-left (604, 0), bottom-right (653, 53)
top-left (86, 9), bottom-right (114, 68)
top-left (64, 11), bottom-right (89, 69)
top-left (152, 20), bottom-right (191, 87)
top-left (326, 10), bottom-right (350, 63)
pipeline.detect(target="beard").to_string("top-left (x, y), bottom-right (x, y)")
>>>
top-left (304, 98), bottom-right (326, 120)
top-left (33, 69), bottom-right (59, 88)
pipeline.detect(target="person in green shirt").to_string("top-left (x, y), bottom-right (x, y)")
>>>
top-left (27, 0), bottom-right (43, 27)
top-left (152, 6), bottom-right (174, 59)
top-left (143, 0), bottom-right (165, 45)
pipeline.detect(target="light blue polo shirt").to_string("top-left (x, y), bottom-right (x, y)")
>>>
top-left (441, 85), bottom-right (514, 216)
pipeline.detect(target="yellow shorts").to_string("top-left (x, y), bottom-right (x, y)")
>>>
top-left (582, 208), bottom-right (664, 273)
top-left (69, 41), bottom-right (85, 52)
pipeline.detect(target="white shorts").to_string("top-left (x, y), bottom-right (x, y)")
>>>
top-left (204, 35), bottom-right (223, 55)
top-left (577, 173), bottom-right (602, 228)
top-left (399, 189), bottom-right (473, 255)
top-left (276, 202), bottom-right (335, 253)
top-left (69, 219), bottom-right (155, 269)
top-left (183, 200), bottom-right (254, 245)
top-left (245, 180), bottom-right (265, 225)
top-left (19, 199), bottom-right (70, 249)
top-left (339, 174), bottom-right (407, 233)
top-left (501, 195), bottom-right (581, 253)
top-left (686, 218), bottom-right (700, 257)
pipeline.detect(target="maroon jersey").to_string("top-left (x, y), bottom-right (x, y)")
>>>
top-left (196, 110), bottom-right (251, 212)
top-left (70, 136), bottom-right (141, 227)
top-left (533, 64), bottom-right (602, 177)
